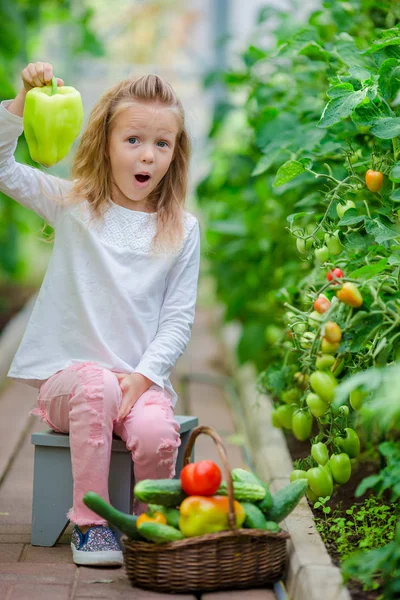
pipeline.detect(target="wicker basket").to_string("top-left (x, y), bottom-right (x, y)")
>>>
top-left (122, 425), bottom-right (289, 593)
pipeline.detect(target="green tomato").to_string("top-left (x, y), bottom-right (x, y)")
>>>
top-left (284, 311), bottom-right (296, 323)
top-left (271, 409), bottom-right (283, 429)
top-left (308, 311), bottom-right (323, 329)
top-left (349, 389), bottom-right (364, 411)
top-left (311, 442), bottom-right (329, 466)
top-left (326, 232), bottom-right (343, 256)
top-left (315, 354), bottom-right (336, 370)
top-left (329, 453), bottom-right (351, 485)
top-left (275, 404), bottom-right (295, 430)
top-left (290, 469), bottom-right (308, 483)
top-left (335, 428), bottom-right (360, 458)
top-left (264, 325), bottom-right (283, 344)
top-left (321, 338), bottom-right (339, 354)
top-left (306, 466), bottom-right (333, 499)
top-left (338, 405), bottom-right (349, 417)
top-left (296, 237), bottom-right (313, 254)
top-left (306, 392), bottom-right (328, 418)
top-left (315, 245), bottom-right (330, 263)
top-left (293, 322), bottom-right (307, 334)
top-left (281, 388), bottom-right (302, 405)
top-left (310, 370), bottom-right (338, 403)
top-left (336, 200), bottom-right (355, 219)
top-left (292, 409), bottom-right (313, 441)
top-left (300, 332), bottom-right (316, 349)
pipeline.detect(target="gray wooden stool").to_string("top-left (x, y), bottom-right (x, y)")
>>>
top-left (31, 415), bottom-right (198, 546)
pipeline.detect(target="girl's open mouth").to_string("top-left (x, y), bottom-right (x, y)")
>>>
top-left (135, 174), bottom-right (151, 183)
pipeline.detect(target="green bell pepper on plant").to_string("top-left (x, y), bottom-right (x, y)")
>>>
top-left (292, 409), bottom-right (313, 441)
top-left (311, 442), bottom-right (329, 466)
top-left (306, 392), bottom-right (328, 418)
top-left (335, 428), bottom-right (360, 458)
top-left (310, 370), bottom-right (338, 403)
top-left (329, 453), bottom-right (351, 485)
top-left (306, 466), bottom-right (333, 499)
top-left (24, 77), bottom-right (84, 167)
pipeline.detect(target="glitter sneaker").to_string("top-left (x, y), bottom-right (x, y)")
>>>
top-left (71, 524), bottom-right (123, 566)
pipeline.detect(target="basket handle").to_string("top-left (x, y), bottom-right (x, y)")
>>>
top-left (182, 425), bottom-right (236, 530)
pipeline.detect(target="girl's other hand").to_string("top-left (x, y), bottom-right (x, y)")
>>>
top-left (21, 62), bottom-right (64, 92)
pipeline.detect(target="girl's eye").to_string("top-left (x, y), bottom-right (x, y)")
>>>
top-left (128, 137), bottom-right (138, 144)
top-left (157, 141), bottom-right (169, 148)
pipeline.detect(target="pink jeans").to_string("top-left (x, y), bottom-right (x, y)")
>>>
top-left (30, 361), bottom-right (181, 526)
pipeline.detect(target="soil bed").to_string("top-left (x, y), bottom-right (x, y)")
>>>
top-left (285, 430), bottom-right (393, 600)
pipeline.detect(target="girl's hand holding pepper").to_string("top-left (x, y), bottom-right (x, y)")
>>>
top-left (115, 372), bottom-right (152, 422)
top-left (21, 62), bottom-right (64, 92)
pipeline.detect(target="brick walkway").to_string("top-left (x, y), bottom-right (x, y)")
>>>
top-left (0, 294), bottom-right (276, 599)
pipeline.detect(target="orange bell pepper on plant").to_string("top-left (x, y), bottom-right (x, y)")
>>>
top-left (179, 495), bottom-right (245, 537)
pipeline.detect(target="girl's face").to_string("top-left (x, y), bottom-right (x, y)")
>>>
top-left (108, 101), bottom-right (179, 212)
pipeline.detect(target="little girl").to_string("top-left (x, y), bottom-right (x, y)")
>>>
top-left (0, 62), bottom-right (200, 567)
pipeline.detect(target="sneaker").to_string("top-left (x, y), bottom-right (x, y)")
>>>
top-left (71, 524), bottom-right (123, 566)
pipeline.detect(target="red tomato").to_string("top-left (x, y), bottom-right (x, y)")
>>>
top-left (326, 268), bottom-right (344, 284)
top-left (180, 460), bottom-right (222, 496)
top-left (314, 295), bottom-right (331, 314)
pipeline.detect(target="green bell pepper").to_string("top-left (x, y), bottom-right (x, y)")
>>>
top-left (23, 77), bottom-right (84, 167)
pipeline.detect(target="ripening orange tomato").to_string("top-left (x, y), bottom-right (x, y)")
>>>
top-left (365, 169), bottom-right (383, 192)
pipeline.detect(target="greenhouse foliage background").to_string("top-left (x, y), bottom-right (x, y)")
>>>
top-left (1, 0), bottom-right (400, 597)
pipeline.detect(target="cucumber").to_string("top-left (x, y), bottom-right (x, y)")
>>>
top-left (148, 504), bottom-right (180, 529)
top-left (137, 521), bottom-right (184, 544)
top-left (265, 521), bottom-right (280, 533)
top-left (216, 481), bottom-right (266, 502)
top-left (231, 468), bottom-right (273, 513)
top-left (231, 468), bottom-right (261, 484)
top-left (241, 502), bottom-right (268, 529)
top-left (134, 479), bottom-right (187, 507)
top-left (83, 491), bottom-right (141, 540)
top-left (263, 479), bottom-right (308, 523)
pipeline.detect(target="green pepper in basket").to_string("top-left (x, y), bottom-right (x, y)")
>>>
top-left (179, 495), bottom-right (245, 537)
top-left (24, 77), bottom-right (84, 167)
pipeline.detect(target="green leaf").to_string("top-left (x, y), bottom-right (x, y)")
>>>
top-left (349, 66), bottom-right (372, 82)
top-left (273, 160), bottom-right (305, 187)
top-left (355, 475), bottom-right (382, 497)
top-left (391, 188), bottom-right (400, 201)
top-left (298, 41), bottom-right (330, 61)
top-left (364, 26), bottom-right (400, 55)
top-left (251, 151), bottom-right (280, 176)
top-left (390, 163), bottom-right (400, 182)
top-left (286, 212), bottom-right (314, 224)
top-left (259, 363), bottom-right (290, 396)
top-left (378, 58), bottom-right (400, 101)
top-left (346, 314), bottom-right (385, 353)
top-left (370, 117), bottom-right (400, 139)
top-left (365, 219), bottom-right (400, 243)
top-left (326, 83), bottom-right (354, 99)
top-left (338, 209), bottom-right (365, 226)
top-left (349, 258), bottom-right (389, 279)
top-left (318, 89), bottom-right (368, 128)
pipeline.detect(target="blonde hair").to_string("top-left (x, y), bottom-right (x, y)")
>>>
top-left (41, 74), bottom-right (190, 253)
